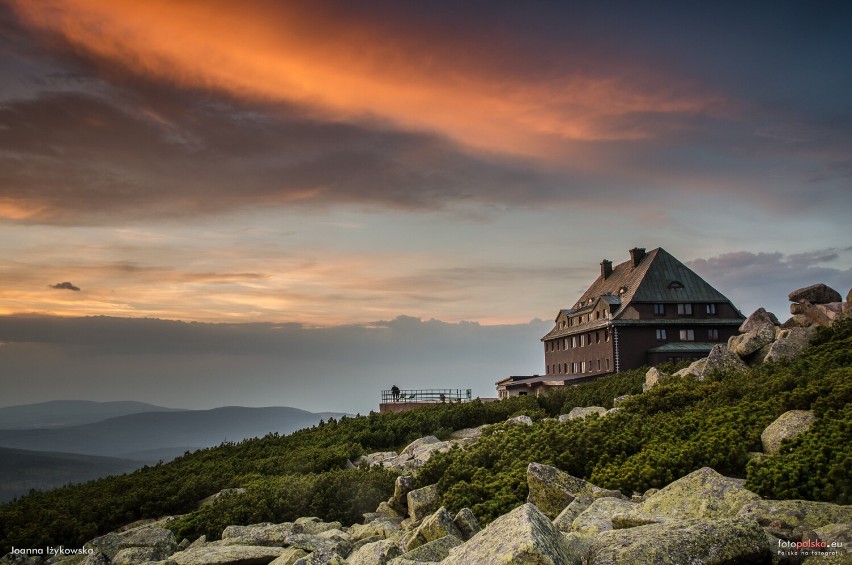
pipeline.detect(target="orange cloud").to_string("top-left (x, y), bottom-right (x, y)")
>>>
top-left (9, 0), bottom-right (724, 159)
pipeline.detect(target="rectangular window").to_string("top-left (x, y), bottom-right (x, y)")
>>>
top-left (706, 304), bottom-right (717, 315)
top-left (572, 362), bottom-right (577, 373)
top-left (708, 328), bottom-right (719, 341)
top-left (563, 338), bottom-right (568, 349)
top-left (605, 329), bottom-right (610, 342)
top-left (679, 329), bottom-right (695, 341)
top-left (653, 303), bottom-right (665, 315)
top-left (606, 358), bottom-right (610, 370)
top-left (597, 359), bottom-right (601, 370)
top-left (677, 303), bottom-right (693, 315)
top-left (571, 336), bottom-right (577, 348)
top-left (656, 329), bottom-right (667, 340)
top-left (580, 334), bottom-right (585, 347)
top-left (596, 331), bottom-right (601, 343)
top-left (581, 361), bottom-right (586, 373)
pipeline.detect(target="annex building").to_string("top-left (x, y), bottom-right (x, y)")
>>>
top-left (496, 247), bottom-right (745, 398)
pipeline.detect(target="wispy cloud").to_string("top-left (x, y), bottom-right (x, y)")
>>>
top-left (49, 281), bottom-right (80, 291)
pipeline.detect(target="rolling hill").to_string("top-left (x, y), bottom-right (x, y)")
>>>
top-left (0, 400), bottom-right (185, 430)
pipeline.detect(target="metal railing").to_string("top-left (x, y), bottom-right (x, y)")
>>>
top-left (381, 388), bottom-right (472, 404)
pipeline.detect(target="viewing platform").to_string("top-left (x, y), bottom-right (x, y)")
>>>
top-left (380, 388), bottom-right (472, 413)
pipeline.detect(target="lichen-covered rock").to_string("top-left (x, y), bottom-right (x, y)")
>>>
top-left (764, 326), bottom-right (818, 363)
top-left (293, 518), bottom-right (342, 536)
top-left (221, 523), bottom-right (294, 546)
top-left (350, 518), bottom-right (402, 542)
top-left (553, 497), bottom-right (593, 532)
top-left (570, 497), bottom-right (637, 534)
top-left (587, 518), bottom-right (770, 564)
top-left (84, 526), bottom-right (177, 560)
top-left (564, 406), bottom-right (607, 420)
top-left (170, 545), bottom-right (285, 565)
top-left (789, 284), bottom-right (842, 305)
top-left (403, 507), bottom-right (462, 551)
top-left (738, 500), bottom-right (852, 535)
top-left (442, 503), bottom-right (580, 565)
top-left (400, 436), bottom-right (440, 457)
top-left (268, 547), bottom-right (309, 565)
top-left (506, 415), bottom-right (533, 426)
top-left (396, 535), bottom-right (462, 563)
top-left (698, 344), bottom-right (748, 379)
top-left (452, 508), bottom-right (481, 540)
top-left (629, 467), bottom-right (760, 521)
top-left (790, 300), bottom-right (834, 327)
top-left (346, 539), bottom-right (401, 565)
top-left (111, 546), bottom-right (162, 565)
top-left (739, 308), bottom-right (781, 334)
top-left (643, 367), bottom-right (663, 392)
top-left (282, 534), bottom-right (350, 557)
top-left (406, 485), bottom-right (440, 523)
top-left (673, 357), bottom-right (706, 378)
top-left (390, 476), bottom-right (414, 514)
top-left (407, 441), bottom-right (454, 468)
top-left (527, 463), bottom-right (622, 520)
top-left (736, 326), bottom-right (776, 357)
top-left (291, 547), bottom-right (346, 565)
top-left (760, 410), bottom-right (816, 454)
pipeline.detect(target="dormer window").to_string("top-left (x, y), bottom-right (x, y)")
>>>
top-left (618, 286), bottom-right (628, 294)
top-left (668, 280), bottom-right (684, 290)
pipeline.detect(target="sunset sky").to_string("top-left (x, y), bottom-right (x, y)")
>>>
top-left (1, 1), bottom-right (850, 413)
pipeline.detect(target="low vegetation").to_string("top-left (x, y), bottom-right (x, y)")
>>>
top-left (1, 319), bottom-right (849, 554)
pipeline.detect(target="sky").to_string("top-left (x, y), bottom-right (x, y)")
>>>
top-left (0, 1), bottom-right (850, 414)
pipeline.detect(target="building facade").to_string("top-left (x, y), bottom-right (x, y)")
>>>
top-left (497, 247), bottom-right (744, 398)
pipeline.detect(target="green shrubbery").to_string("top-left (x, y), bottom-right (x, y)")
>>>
top-left (1, 319), bottom-right (849, 553)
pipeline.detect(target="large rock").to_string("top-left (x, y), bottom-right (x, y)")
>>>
top-left (442, 503), bottom-right (580, 565)
top-left (403, 507), bottom-right (462, 551)
top-left (643, 367), bottom-right (663, 392)
top-left (221, 523), bottom-right (294, 546)
top-left (452, 508), bottom-right (481, 540)
top-left (170, 545), bottom-right (285, 565)
top-left (111, 546), bottom-right (163, 565)
top-left (629, 467), bottom-right (760, 521)
top-left (506, 415), bottom-right (533, 426)
top-left (84, 526), bottom-right (177, 560)
top-left (570, 497), bottom-right (637, 534)
top-left (293, 518), bottom-right (342, 536)
top-left (760, 410), bottom-right (816, 455)
top-left (764, 326), bottom-right (818, 363)
top-left (564, 406), bottom-right (607, 420)
top-left (448, 425), bottom-right (488, 439)
top-left (390, 476), bottom-right (414, 514)
top-left (673, 357), bottom-right (707, 379)
top-left (393, 535), bottom-right (462, 563)
top-left (406, 485), bottom-right (440, 523)
top-left (789, 284), bottom-right (842, 305)
top-left (282, 533), bottom-right (350, 557)
top-left (588, 518), bottom-right (770, 564)
top-left (738, 499), bottom-right (852, 535)
top-left (346, 539), bottom-right (401, 565)
top-left (739, 308), bottom-right (780, 334)
top-left (400, 436), bottom-right (440, 457)
top-left (698, 344), bottom-right (749, 379)
top-left (350, 518), bottom-right (402, 542)
top-left (527, 463), bottom-right (621, 520)
top-left (790, 300), bottom-right (834, 327)
top-left (268, 548), bottom-right (309, 565)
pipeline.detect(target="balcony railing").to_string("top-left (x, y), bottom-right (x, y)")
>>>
top-left (381, 388), bottom-right (472, 404)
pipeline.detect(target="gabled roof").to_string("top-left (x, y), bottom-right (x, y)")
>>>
top-left (575, 247), bottom-right (738, 319)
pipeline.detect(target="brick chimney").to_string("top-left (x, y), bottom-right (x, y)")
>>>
top-left (600, 259), bottom-right (613, 279)
top-left (629, 247), bottom-right (646, 268)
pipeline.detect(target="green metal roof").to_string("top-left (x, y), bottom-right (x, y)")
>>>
top-left (647, 342), bottom-right (716, 353)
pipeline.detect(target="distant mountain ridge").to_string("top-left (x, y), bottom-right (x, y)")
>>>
top-left (0, 406), bottom-right (347, 460)
top-left (0, 447), bottom-right (145, 503)
top-left (0, 400), bottom-right (185, 430)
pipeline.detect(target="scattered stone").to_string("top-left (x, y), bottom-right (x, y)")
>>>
top-left (553, 497), bottom-right (594, 532)
top-left (346, 539), bottom-right (401, 565)
top-left (791, 300), bottom-right (834, 327)
top-left (84, 526), bottom-right (177, 560)
top-left (673, 357), bottom-right (707, 378)
top-left (738, 499), bottom-right (852, 539)
top-left (526, 463), bottom-right (621, 520)
top-left (588, 518), bottom-right (770, 565)
top-left (564, 406), bottom-right (607, 420)
top-left (350, 518), bottom-right (402, 542)
top-left (760, 410), bottom-right (816, 455)
top-left (739, 308), bottom-right (780, 333)
top-left (406, 485), bottom-right (440, 523)
top-left (389, 476), bottom-right (414, 514)
top-left (442, 503), bottom-right (580, 565)
top-left (505, 415), bottom-right (533, 426)
top-left (293, 518), bottom-right (342, 536)
top-left (452, 508), bottom-right (481, 540)
top-left (789, 284), bottom-right (842, 305)
top-left (628, 467), bottom-right (760, 521)
top-left (736, 325), bottom-right (776, 357)
top-left (400, 437), bottom-right (440, 457)
top-left (111, 546), bottom-right (162, 565)
top-left (612, 395), bottom-right (631, 407)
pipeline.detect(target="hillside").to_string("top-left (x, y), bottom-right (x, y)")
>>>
top-left (0, 447), bottom-right (145, 503)
top-left (0, 406), bottom-right (345, 459)
top-left (0, 317), bottom-right (849, 556)
top-left (0, 400), bottom-right (184, 430)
